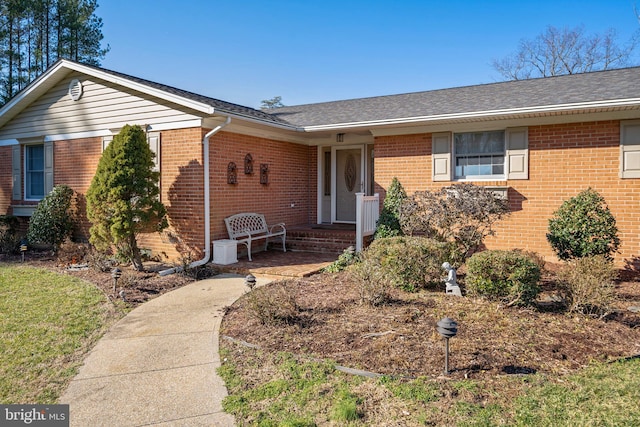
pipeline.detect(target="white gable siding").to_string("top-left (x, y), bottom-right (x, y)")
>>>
top-left (0, 72), bottom-right (202, 140)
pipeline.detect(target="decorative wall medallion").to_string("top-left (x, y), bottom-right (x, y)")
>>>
top-left (227, 162), bottom-right (237, 184)
top-left (244, 153), bottom-right (253, 174)
top-left (344, 154), bottom-right (356, 192)
top-left (260, 163), bottom-right (269, 185)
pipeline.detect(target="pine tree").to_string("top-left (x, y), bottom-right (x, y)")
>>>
top-left (0, 0), bottom-right (108, 104)
top-left (86, 125), bottom-right (168, 271)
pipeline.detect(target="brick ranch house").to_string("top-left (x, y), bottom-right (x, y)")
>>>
top-left (1, 59), bottom-right (640, 266)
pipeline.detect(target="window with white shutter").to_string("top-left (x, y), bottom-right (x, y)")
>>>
top-left (432, 132), bottom-right (451, 181)
top-left (621, 120), bottom-right (640, 179)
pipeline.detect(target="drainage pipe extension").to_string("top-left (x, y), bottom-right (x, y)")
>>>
top-left (159, 116), bottom-right (231, 276)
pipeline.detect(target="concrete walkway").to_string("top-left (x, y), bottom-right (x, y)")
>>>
top-left (60, 273), bottom-right (272, 427)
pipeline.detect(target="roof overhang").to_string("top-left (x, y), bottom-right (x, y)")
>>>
top-left (300, 98), bottom-right (640, 134)
top-left (0, 60), bottom-right (217, 129)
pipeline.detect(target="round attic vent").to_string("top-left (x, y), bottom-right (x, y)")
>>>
top-left (68, 79), bottom-right (83, 101)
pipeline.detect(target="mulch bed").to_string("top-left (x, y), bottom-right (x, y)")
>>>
top-left (221, 267), bottom-right (640, 379)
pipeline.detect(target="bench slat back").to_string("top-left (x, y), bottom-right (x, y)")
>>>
top-left (225, 213), bottom-right (268, 238)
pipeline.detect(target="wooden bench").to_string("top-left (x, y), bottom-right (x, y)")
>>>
top-left (224, 213), bottom-right (286, 261)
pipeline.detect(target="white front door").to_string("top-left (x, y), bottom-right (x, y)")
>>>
top-left (332, 145), bottom-right (364, 223)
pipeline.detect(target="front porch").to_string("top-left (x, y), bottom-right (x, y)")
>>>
top-left (211, 248), bottom-right (340, 278)
top-left (286, 223), bottom-right (357, 254)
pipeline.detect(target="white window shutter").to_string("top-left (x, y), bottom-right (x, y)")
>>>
top-left (44, 141), bottom-right (54, 194)
top-left (11, 145), bottom-right (21, 200)
top-left (506, 127), bottom-right (528, 180)
top-left (102, 135), bottom-right (113, 152)
top-left (620, 121), bottom-right (640, 179)
top-left (432, 132), bottom-right (451, 181)
top-left (147, 132), bottom-right (160, 173)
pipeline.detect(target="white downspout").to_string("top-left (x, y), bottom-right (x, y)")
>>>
top-left (159, 116), bottom-right (231, 276)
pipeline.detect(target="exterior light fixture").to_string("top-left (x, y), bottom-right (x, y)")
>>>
top-left (245, 274), bottom-right (256, 291)
top-left (436, 317), bottom-right (458, 375)
top-left (111, 267), bottom-right (122, 294)
top-left (19, 239), bottom-right (28, 262)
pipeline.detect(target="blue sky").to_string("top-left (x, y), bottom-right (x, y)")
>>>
top-left (98, 1), bottom-right (640, 109)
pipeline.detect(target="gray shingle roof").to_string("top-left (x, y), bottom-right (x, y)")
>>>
top-left (39, 60), bottom-right (640, 131)
top-left (266, 67), bottom-right (640, 128)
top-left (89, 63), bottom-right (292, 126)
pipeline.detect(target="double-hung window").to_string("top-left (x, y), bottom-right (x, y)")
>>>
top-left (25, 144), bottom-right (45, 199)
top-left (432, 127), bottom-right (528, 181)
top-left (454, 131), bottom-right (505, 180)
top-left (12, 141), bottom-right (53, 203)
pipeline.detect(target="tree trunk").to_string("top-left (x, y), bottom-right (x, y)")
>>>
top-left (129, 234), bottom-right (144, 272)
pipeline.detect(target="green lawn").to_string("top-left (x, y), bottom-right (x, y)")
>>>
top-left (219, 343), bottom-right (640, 426)
top-left (0, 264), bottom-right (121, 403)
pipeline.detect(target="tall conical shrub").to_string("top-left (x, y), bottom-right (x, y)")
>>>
top-left (86, 125), bottom-right (167, 270)
top-left (374, 177), bottom-right (407, 239)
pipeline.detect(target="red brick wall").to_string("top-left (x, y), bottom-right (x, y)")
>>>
top-left (54, 137), bottom-right (103, 238)
top-left (140, 127), bottom-right (206, 261)
top-left (1, 128), bottom-right (316, 262)
top-left (374, 120), bottom-right (640, 266)
top-left (209, 131), bottom-right (313, 241)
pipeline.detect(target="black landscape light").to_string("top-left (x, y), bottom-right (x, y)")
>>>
top-left (436, 317), bottom-right (458, 375)
top-left (19, 239), bottom-right (27, 262)
top-left (111, 267), bottom-right (122, 294)
top-left (245, 274), bottom-right (256, 291)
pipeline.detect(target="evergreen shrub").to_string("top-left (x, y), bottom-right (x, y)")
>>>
top-left (360, 236), bottom-right (452, 292)
top-left (374, 177), bottom-right (407, 239)
top-left (547, 188), bottom-right (620, 260)
top-left (26, 184), bottom-right (75, 250)
top-left (466, 250), bottom-right (542, 306)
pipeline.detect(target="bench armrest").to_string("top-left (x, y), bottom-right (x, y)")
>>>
top-left (269, 223), bottom-right (286, 234)
top-left (231, 229), bottom-right (253, 240)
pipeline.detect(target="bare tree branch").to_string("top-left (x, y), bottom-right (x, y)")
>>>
top-left (493, 25), bottom-right (639, 80)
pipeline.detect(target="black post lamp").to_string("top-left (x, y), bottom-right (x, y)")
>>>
top-left (111, 267), bottom-right (122, 294)
top-left (436, 317), bottom-right (458, 375)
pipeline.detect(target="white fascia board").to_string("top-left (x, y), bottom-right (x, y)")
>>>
top-left (301, 98), bottom-right (640, 132)
top-left (0, 139), bottom-right (19, 146)
top-left (60, 60), bottom-right (215, 115)
top-left (146, 119), bottom-right (203, 132)
top-left (44, 129), bottom-right (113, 142)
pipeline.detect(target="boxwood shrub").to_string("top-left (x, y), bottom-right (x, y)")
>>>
top-left (361, 236), bottom-right (454, 292)
top-left (466, 250), bottom-right (542, 306)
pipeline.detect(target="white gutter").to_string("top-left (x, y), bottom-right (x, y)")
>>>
top-left (301, 98), bottom-right (640, 132)
top-left (159, 116), bottom-right (231, 276)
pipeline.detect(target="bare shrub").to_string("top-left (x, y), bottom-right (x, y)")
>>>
top-left (557, 255), bottom-right (617, 318)
top-left (86, 248), bottom-right (117, 272)
top-left (399, 183), bottom-right (510, 262)
top-left (245, 280), bottom-right (301, 325)
top-left (56, 240), bottom-right (90, 265)
top-left (0, 215), bottom-right (20, 254)
top-left (349, 255), bottom-right (392, 306)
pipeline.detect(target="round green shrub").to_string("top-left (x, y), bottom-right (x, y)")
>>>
top-left (363, 236), bottom-right (453, 292)
top-left (547, 188), bottom-right (620, 260)
top-left (466, 250), bottom-right (542, 306)
top-left (26, 185), bottom-right (75, 250)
